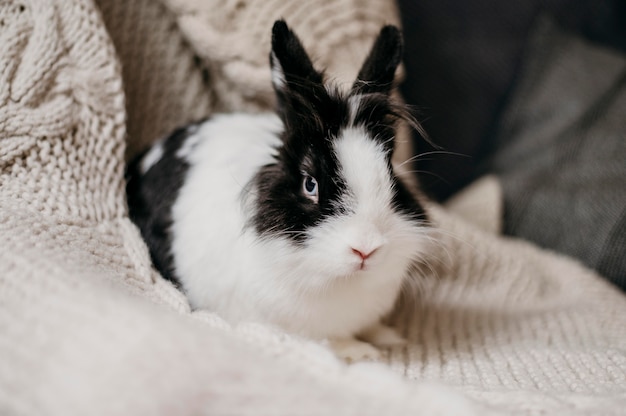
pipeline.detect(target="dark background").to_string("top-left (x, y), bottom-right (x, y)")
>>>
top-left (397, 0), bottom-right (626, 201)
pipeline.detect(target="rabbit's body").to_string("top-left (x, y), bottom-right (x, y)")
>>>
top-left (127, 21), bottom-right (431, 360)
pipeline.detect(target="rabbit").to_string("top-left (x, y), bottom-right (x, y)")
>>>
top-left (126, 20), bottom-right (432, 362)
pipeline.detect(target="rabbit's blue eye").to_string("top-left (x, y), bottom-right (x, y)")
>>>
top-left (302, 175), bottom-right (318, 202)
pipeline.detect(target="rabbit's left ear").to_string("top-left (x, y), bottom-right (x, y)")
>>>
top-left (352, 25), bottom-right (403, 95)
top-left (270, 20), bottom-right (323, 94)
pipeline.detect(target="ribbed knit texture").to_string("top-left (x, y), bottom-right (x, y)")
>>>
top-left (97, 0), bottom-right (214, 159)
top-left (0, 0), bottom-right (624, 415)
top-left (392, 206), bottom-right (626, 414)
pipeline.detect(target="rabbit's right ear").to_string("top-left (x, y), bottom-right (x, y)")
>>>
top-left (270, 20), bottom-right (323, 96)
top-left (352, 25), bottom-right (403, 95)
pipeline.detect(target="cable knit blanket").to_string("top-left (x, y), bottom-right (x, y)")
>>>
top-left (1, 0), bottom-right (625, 415)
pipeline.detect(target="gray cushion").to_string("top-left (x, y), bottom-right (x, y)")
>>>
top-left (488, 17), bottom-right (626, 290)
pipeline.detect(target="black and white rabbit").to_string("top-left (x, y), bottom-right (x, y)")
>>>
top-left (126, 20), bottom-right (431, 361)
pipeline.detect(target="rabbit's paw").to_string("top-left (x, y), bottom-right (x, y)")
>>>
top-left (329, 338), bottom-right (381, 363)
top-left (358, 323), bottom-right (407, 347)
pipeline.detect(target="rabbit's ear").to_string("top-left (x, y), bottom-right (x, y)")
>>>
top-left (352, 26), bottom-right (403, 95)
top-left (270, 20), bottom-right (323, 94)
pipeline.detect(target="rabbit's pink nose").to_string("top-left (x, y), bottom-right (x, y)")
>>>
top-left (351, 248), bottom-right (377, 261)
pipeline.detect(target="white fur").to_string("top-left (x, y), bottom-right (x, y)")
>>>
top-left (270, 51), bottom-right (286, 90)
top-left (170, 113), bottom-right (428, 342)
top-left (176, 124), bottom-right (200, 159)
top-left (140, 139), bottom-right (164, 174)
top-left (347, 94), bottom-right (364, 126)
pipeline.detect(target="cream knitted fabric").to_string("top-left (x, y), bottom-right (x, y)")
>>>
top-left (160, 0), bottom-right (402, 112)
top-left (0, 0), bottom-right (185, 309)
top-left (1, 0), bottom-right (625, 415)
top-left (97, 0), bottom-right (214, 159)
top-left (396, 206), bottom-right (626, 414)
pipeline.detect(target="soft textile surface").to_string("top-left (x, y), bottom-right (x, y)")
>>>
top-left (488, 18), bottom-right (626, 290)
top-left (97, 0), bottom-right (213, 158)
top-left (1, 0), bottom-right (625, 415)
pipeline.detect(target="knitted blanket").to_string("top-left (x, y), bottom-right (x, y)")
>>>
top-left (1, 0), bottom-right (625, 415)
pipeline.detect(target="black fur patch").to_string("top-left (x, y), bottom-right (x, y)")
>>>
top-left (126, 124), bottom-right (202, 285)
top-left (352, 25), bottom-right (403, 95)
top-left (253, 88), bottom-right (351, 243)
